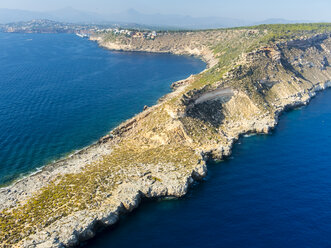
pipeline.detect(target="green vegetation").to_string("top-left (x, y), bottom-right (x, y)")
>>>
top-left (251, 23), bottom-right (331, 44)
top-left (187, 23), bottom-right (331, 93)
top-left (1, 23), bottom-right (331, 246)
top-left (0, 141), bottom-right (199, 245)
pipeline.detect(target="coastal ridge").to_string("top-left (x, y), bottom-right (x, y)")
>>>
top-left (1, 24), bottom-right (331, 247)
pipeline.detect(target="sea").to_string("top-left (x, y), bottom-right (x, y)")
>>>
top-left (1, 33), bottom-right (331, 248)
top-left (85, 88), bottom-right (331, 248)
top-left (0, 33), bottom-right (205, 186)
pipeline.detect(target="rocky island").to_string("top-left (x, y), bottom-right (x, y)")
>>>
top-left (1, 24), bottom-right (331, 247)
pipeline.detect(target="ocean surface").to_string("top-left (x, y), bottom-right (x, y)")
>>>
top-left (0, 33), bottom-right (205, 185)
top-left (2, 33), bottom-right (331, 248)
top-left (85, 89), bottom-right (331, 248)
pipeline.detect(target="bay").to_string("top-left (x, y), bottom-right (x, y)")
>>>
top-left (0, 33), bottom-right (205, 185)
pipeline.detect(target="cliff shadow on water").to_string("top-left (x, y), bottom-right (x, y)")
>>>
top-left (84, 88), bottom-right (331, 248)
top-left (1, 25), bottom-right (331, 247)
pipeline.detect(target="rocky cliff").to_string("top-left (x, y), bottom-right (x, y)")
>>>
top-left (1, 25), bottom-right (331, 247)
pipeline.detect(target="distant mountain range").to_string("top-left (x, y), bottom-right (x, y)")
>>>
top-left (107, 8), bottom-right (249, 29)
top-left (0, 7), bottom-right (318, 29)
top-left (0, 8), bottom-right (105, 24)
top-left (253, 18), bottom-right (314, 25)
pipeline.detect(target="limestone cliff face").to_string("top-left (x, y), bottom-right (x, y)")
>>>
top-left (90, 31), bottom-right (220, 68)
top-left (91, 32), bottom-right (331, 157)
top-left (1, 29), bottom-right (331, 247)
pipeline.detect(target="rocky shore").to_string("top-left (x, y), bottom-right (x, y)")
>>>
top-left (1, 26), bottom-right (331, 247)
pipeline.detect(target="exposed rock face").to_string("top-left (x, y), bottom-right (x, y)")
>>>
top-left (89, 30), bottom-right (240, 69)
top-left (1, 29), bottom-right (331, 247)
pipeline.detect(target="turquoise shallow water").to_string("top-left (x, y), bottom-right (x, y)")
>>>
top-left (85, 89), bottom-right (331, 248)
top-left (0, 33), bottom-right (206, 185)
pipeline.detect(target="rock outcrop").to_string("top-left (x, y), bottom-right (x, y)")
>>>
top-left (1, 27), bottom-right (331, 247)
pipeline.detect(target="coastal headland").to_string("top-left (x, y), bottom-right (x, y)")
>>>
top-left (1, 24), bottom-right (331, 247)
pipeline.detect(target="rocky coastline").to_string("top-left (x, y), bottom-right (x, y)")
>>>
top-left (1, 27), bottom-right (331, 247)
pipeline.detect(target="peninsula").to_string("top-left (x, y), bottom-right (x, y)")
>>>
top-left (1, 24), bottom-right (331, 247)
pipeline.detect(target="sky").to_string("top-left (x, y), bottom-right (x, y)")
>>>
top-left (0, 0), bottom-right (330, 22)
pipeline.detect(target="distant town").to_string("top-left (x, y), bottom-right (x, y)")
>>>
top-left (0, 19), bottom-right (159, 40)
top-left (96, 28), bottom-right (157, 39)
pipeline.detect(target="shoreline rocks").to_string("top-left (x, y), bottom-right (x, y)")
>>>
top-left (1, 30), bottom-right (331, 247)
top-left (20, 80), bottom-right (331, 248)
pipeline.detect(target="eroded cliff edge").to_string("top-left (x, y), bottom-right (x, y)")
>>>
top-left (1, 25), bottom-right (331, 247)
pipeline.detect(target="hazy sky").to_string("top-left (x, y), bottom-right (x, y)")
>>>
top-left (1, 0), bottom-right (330, 21)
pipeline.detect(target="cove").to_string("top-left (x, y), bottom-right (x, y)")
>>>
top-left (0, 33), bottom-right (206, 185)
top-left (85, 89), bottom-right (331, 248)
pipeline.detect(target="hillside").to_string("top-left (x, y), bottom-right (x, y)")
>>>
top-left (1, 24), bottom-right (331, 247)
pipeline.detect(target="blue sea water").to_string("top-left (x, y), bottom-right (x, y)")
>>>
top-left (0, 33), bottom-right (205, 185)
top-left (85, 89), bottom-right (331, 248)
top-left (2, 33), bottom-right (331, 248)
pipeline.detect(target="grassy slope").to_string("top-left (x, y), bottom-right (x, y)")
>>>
top-left (1, 23), bottom-right (331, 245)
